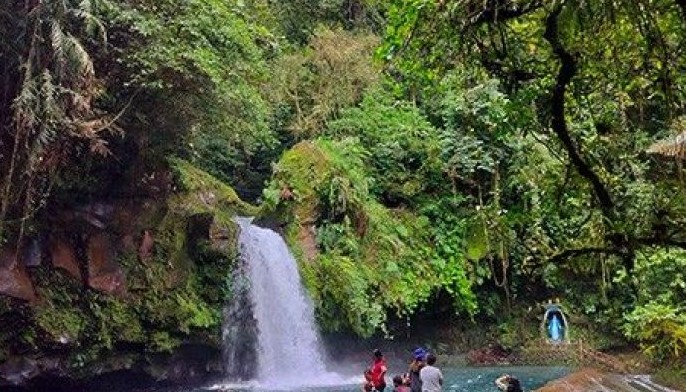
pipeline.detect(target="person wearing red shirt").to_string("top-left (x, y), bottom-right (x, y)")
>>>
top-left (370, 349), bottom-right (388, 391)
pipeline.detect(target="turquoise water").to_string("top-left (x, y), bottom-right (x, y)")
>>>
top-left (199, 366), bottom-right (570, 392)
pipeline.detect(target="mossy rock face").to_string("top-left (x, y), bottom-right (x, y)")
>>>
top-left (170, 159), bottom-right (259, 220)
top-left (262, 139), bottom-right (474, 337)
top-left (0, 161), bottom-right (250, 387)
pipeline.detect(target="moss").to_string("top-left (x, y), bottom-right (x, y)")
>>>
top-left (149, 331), bottom-right (181, 353)
top-left (0, 160), bottom-right (246, 378)
top-left (34, 305), bottom-right (85, 342)
top-left (170, 159), bottom-right (259, 219)
top-left (152, 159), bottom-right (247, 273)
top-left (31, 267), bottom-right (87, 344)
top-left (86, 294), bottom-right (146, 348)
top-left (264, 139), bottom-right (472, 336)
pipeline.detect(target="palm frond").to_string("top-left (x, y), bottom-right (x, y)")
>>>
top-left (12, 76), bottom-right (39, 130)
top-left (69, 6), bottom-right (107, 43)
top-left (64, 33), bottom-right (94, 76)
top-left (51, 21), bottom-right (66, 70)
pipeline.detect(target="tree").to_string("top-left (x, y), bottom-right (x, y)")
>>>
top-left (0, 0), bottom-right (117, 241)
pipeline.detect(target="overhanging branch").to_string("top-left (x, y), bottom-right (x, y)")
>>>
top-left (542, 3), bottom-right (615, 219)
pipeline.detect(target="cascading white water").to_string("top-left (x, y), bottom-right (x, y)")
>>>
top-left (234, 218), bottom-right (345, 389)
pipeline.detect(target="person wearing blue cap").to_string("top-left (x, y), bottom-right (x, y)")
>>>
top-left (407, 347), bottom-right (426, 392)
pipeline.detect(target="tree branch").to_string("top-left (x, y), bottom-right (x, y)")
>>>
top-left (542, 3), bottom-right (615, 219)
top-left (466, 0), bottom-right (544, 28)
top-left (548, 247), bottom-right (625, 264)
top-left (636, 236), bottom-right (686, 249)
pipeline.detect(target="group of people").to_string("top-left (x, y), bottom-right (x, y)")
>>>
top-left (362, 348), bottom-right (522, 392)
top-left (362, 348), bottom-right (442, 392)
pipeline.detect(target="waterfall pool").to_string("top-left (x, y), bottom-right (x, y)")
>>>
top-left (200, 366), bottom-right (570, 392)
top-left (216, 222), bottom-right (569, 392)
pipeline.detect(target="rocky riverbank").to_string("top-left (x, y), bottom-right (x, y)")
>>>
top-left (535, 368), bottom-right (679, 392)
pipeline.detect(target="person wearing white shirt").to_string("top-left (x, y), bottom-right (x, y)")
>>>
top-left (419, 353), bottom-right (443, 392)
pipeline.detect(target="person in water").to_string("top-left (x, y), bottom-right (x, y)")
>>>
top-left (393, 375), bottom-right (411, 392)
top-left (495, 374), bottom-right (522, 392)
top-left (408, 347), bottom-right (426, 392)
top-left (370, 349), bottom-right (388, 392)
top-left (419, 353), bottom-right (443, 392)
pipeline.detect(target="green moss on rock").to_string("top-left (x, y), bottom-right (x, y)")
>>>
top-left (0, 160), bottom-right (251, 383)
top-left (170, 159), bottom-right (259, 220)
top-left (264, 139), bottom-right (475, 337)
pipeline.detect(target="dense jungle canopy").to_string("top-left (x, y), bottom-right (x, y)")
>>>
top-left (1, 0), bottom-right (685, 384)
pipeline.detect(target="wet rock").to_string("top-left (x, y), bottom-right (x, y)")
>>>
top-left (0, 248), bottom-right (37, 302)
top-left (145, 344), bottom-right (222, 384)
top-left (75, 202), bottom-right (114, 229)
top-left (0, 357), bottom-right (39, 386)
top-left (534, 368), bottom-right (661, 392)
top-left (49, 239), bottom-right (81, 281)
top-left (87, 233), bottom-right (127, 296)
top-left (209, 222), bottom-right (232, 253)
top-left (466, 343), bottom-right (515, 365)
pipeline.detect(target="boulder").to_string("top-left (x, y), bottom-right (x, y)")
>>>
top-left (49, 239), bottom-right (81, 281)
top-left (209, 222), bottom-right (232, 253)
top-left (0, 248), bottom-right (36, 302)
top-left (87, 233), bottom-right (127, 296)
top-left (0, 357), bottom-right (39, 386)
top-left (466, 343), bottom-right (515, 365)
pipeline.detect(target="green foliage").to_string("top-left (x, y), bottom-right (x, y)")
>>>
top-left (149, 331), bottom-right (181, 353)
top-left (624, 302), bottom-right (686, 360)
top-left (621, 249), bottom-right (686, 360)
top-left (269, 28), bottom-right (380, 139)
top-left (379, 0), bottom-right (686, 353)
top-left (268, 0), bottom-right (385, 44)
top-left (86, 294), bottom-right (145, 349)
top-left (327, 89), bottom-right (442, 204)
top-left (266, 138), bottom-right (476, 335)
top-left (34, 305), bottom-right (85, 343)
top-left (101, 0), bottom-right (278, 198)
top-left (175, 290), bottom-right (221, 333)
top-left (5, 0), bottom-right (686, 369)
top-left (32, 269), bottom-right (87, 343)
top-left (0, 0), bottom-right (117, 238)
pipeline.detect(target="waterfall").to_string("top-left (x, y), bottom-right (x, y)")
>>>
top-left (223, 218), bottom-right (344, 389)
